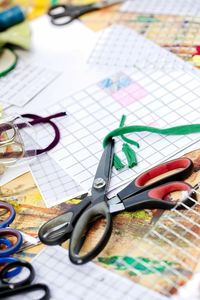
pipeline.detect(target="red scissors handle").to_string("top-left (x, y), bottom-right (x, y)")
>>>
top-left (117, 157), bottom-right (193, 200)
top-left (123, 181), bottom-right (194, 211)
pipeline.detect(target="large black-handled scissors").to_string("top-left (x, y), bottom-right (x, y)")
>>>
top-left (39, 140), bottom-right (196, 265)
top-left (48, 0), bottom-right (124, 26)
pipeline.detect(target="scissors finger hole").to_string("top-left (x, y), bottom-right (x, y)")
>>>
top-left (135, 158), bottom-right (192, 187)
top-left (0, 202), bottom-right (15, 227)
top-left (0, 142), bottom-right (24, 165)
top-left (52, 16), bottom-right (72, 26)
top-left (0, 284), bottom-right (50, 300)
top-left (49, 6), bottom-right (66, 15)
top-left (0, 208), bottom-right (10, 222)
top-left (0, 237), bottom-right (12, 249)
top-left (78, 217), bottom-right (109, 257)
top-left (39, 212), bottom-right (73, 244)
top-left (0, 258), bottom-right (22, 279)
top-left (69, 202), bottom-right (112, 264)
top-left (0, 235), bottom-right (18, 255)
top-left (1, 261), bottom-right (34, 286)
top-left (0, 229), bottom-right (22, 256)
top-left (0, 123), bottom-right (16, 144)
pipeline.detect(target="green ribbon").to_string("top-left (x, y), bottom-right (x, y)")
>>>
top-left (103, 115), bottom-right (200, 170)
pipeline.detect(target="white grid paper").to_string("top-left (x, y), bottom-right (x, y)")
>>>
top-left (16, 246), bottom-right (167, 300)
top-left (30, 154), bottom-right (84, 208)
top-left (88, 25), bottom-right (198, 71)
top-left (121, 0), bottom-right (200, 17)
top-left (34, 67), bottom-right (200, 199)
top-left (0, 58), bottom-right (59, 107)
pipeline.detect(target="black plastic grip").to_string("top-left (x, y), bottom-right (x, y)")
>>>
top-left (0, 284), bottom-right (50, 300)
top-left (69, 202), bottom-right (112, 265)
top-left (0, 261), bottom-right (34, 286)
top-left (38, 211), bottom-right (74, 245)
top-left (39, 197), bottom-right (91, 245)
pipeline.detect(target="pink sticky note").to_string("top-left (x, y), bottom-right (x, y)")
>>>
top-left (112, 90), bottom-right (127, 100)
top-left (131, 88), bottom-right (147, 100)
top-left (114, 83), bottom-right (147, 106)
top-left (117, 95), bottom-right (136, 106)
top-left (123, 83), bottom-right (141, 94)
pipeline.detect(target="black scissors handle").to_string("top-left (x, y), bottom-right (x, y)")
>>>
top-left (48, 4), bottom-right (98, 26)
top-left (69, 201), bottom-right (112, 265)
top-left (117, 157), bottom-right (193, 200)
top-left (69, 140), bottom-right (114, 265)
top-left (0, 261), bottom-right (50, 300)
top-left (0, 284), bottom-right (50, 300)
top-left (39, 139), bottom-right (114, 250)
top-left (39, 196), bottom-right (91, 245)
top-left (0, 261), bottom-right (34, 287)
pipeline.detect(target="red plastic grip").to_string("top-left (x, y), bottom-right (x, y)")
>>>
top-left (135, 158), bottom-right (191, 187)
top-left (148, 182), bottom-right (191, 200)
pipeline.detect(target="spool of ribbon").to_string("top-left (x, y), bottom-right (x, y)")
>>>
top-left (0, 6), bottom-right (25, 32)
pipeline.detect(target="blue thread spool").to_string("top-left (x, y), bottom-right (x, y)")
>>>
top-left (0, 6), bottom-right (25, 32)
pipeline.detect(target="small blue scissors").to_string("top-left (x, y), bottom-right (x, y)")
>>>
top-left (0, 202), bottom-right (23, 278)
top-left (48, 0), bottom-right (124, 26)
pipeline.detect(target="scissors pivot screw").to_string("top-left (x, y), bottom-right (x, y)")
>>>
top-left (93, 178), bottom-right (106, 189)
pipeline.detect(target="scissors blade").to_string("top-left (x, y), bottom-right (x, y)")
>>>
top-left (95, 0), bottom-right (124, 8)
top-left (94, 0), bottom-right (125, 9)
top-left (91, 139), bottom-right (114, 199)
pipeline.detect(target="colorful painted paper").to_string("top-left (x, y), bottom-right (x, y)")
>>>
top-left (0, 171), bottom-right (83, 237)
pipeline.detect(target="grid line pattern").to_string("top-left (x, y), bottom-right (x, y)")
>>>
top-left (0, 57), bottom-right (59, 107)
top-left (112, 190), bottom-right (200, 297)
top-left (121, 0), bottom-right (200, 17)
top-left (30, 153), bottom-right (84, 207)
top-left (34, 68), bottom-right (200, 199)
top-left (15, 246), bottom-right (167, 300)
top-left (88, 25), bottom-right (199, 71)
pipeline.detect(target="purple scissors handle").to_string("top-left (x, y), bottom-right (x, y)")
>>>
top-left (0, 229), bottom-right (23, 257)
top-left (0, 202), bottom-right (23, 257)
top-left (0, 202), bottom-right (15, 228)
top-left (0, 112), bottom-right (67, 160)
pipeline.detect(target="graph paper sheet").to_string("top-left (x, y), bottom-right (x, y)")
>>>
top-left (15, 246), bottom-right (167, 300)
top-left (34, 66), bottom-right (200, 200)
top-left (88, 25), bottom-right (198, 71)
top-left (0, 57), bottom-right (59, 107)
top-left (121, 0), bottom-right (200, 17)
top-left (30, 153), bottom-right (84, 208)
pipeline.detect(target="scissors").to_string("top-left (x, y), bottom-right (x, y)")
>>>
top-left (39, 139), bottom-right (196, 265)
top-left (0, 260), bottom-right (50, 299)
top-left (0, 112), bottom-right (66, 167)
top-left (0, 201), bottom-right (23, 277)
top-left (48, 0), bottom-right (124, 26)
